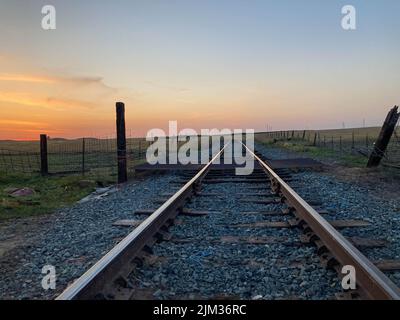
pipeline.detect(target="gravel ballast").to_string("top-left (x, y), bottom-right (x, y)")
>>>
top-left (0, 173), bottom-right (178, 300)
top-left (256, 143), bottom-right (400, 286)
top-left (131, 170), bottom-right (340, 300)
top-left (1, 142), bottom-right (399, 300)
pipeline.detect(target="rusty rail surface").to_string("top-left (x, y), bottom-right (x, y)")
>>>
top-left (243, 143), bottom-right (400, 300)
top-left (56, 146), bottom-right (227, 300)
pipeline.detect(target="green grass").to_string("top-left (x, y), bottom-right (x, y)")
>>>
top-left (0, 136), bottom-right (153, 221)
top-left (258, 139), bottom-right (368, 167)
top-left (0, 137), bottom-right (151, 174)
top-left (255, 126), bottom-right (400, 168)
top-left (0, 171), bottom-right (116, 221)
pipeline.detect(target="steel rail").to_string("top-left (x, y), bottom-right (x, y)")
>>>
top-left (56, 145), bottom-right (227, 300)
top-left (243, 143), bottom-right (400, 300)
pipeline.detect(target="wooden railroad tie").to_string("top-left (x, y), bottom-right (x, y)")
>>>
top-left (374, 260), bottom-right (400, 272)
top-left (113, 219), bottom-right (185, 228)
top-left (232, 219), bottom-right (371, 229)
top-left (133, 208), bottom-right (211, 217)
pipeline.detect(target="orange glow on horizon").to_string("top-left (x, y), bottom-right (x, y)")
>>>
top-left (0, 64), bottom-right (395, 141)
top-left (0, 73), bottom-right (57, 84)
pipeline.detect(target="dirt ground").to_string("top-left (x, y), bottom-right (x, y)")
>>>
top-left (0, 215), bottom-right (51, 273)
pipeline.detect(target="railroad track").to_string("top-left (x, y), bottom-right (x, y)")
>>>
top-left (56, 142), bottom-right (400, 300)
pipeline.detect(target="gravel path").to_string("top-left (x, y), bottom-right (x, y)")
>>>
top-left (0, 173), bottom-right (178, 300)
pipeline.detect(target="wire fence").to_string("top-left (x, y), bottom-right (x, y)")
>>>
top-left (255, 125), bottom-right (400, 168)
top-left (0, 135), bottom-right (223, 176)
top-left (0, 137), bottom-right (150, 175)
top-left (0, 149), bottom-right (41, 174)
top-left (1, 125), bottom-right (399, 175)
top-left (388, 127), bottom-right (400, 168)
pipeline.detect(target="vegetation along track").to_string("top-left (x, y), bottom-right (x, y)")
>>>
top-left (56, 142), bottom-right (400, 300)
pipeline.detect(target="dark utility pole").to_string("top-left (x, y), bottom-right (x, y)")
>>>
top-left (367, 106), bottom-right (400, 168)
top-left (116, 102), bottom-right (128, 183)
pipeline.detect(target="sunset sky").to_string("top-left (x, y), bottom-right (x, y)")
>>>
top-left (0, 0), bottom-right (399, 140)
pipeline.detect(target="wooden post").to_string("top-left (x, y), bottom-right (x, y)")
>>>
top-left (352, 131), bottom-right (355, 149)
top-left (367, 106), bottom-right (400, 167)
top-left (302, 130), bottom-right (306, 140)
top-left (40, 134), bottom-right (48, 175)
top-left (116, 102), bottom-right (128, 183)
top-left (313, 133), bottom-right (317, 146)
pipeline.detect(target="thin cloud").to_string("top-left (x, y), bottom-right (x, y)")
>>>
top-left (0, 73), bottom-right (57, 84)
top-left (61, 75), bottom-right (118, 93)
top-left (0, 119), bottom-right (47, 127)
top-left (0, 91), bottom-right (97, 111)
top-left (0, 73), bottom-right (117, 93)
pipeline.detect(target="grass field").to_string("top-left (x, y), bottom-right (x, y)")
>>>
top-left (0, 137), bottom-right (150, 174)
top-left (0, 137), bottom-right (151, 220)
top-left (0, 171), bottom-right (118, 220)
top-left (1, 128), bottom-right (398, 221)
top-left (255, 126), bottom-right (400, 167)
top-left (0, 136), bottom-right (190, 220)
top-left (256, 126), bottom-right (382, 143)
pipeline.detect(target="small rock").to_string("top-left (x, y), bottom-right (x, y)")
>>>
top-left (153, 289), bottom-right (163, 298)
top-left (10, 188), bottom-right (35, 197)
